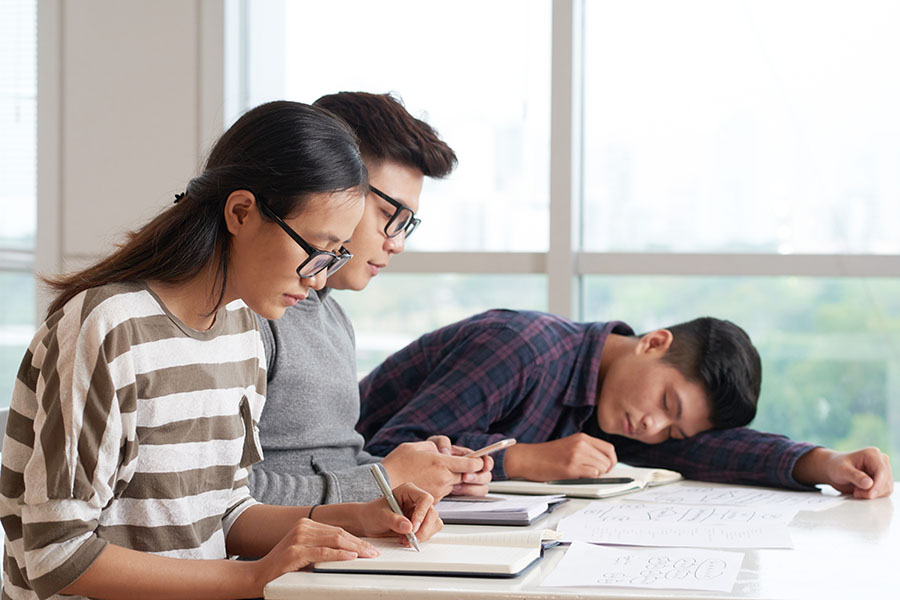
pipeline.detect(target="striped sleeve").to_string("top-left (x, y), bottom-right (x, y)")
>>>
top-left (223, 324), bottom-right (267, 537)
top-left (1, 288), bottom-right (149, 598)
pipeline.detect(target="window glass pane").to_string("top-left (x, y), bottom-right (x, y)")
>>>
top-left (582, 275), bottom-right (900, 476)
top-left (0, 0), bottom-right (36, 409)
top-left (582, 0), bottom-right (900, 253)
top-left (0, 0), bottom-right (36, 249)
top-left (0, 272), bottom-right (35, 408)
top-left (243, 0), bottom-right (552, 251)
top-left (334, 274), bottom-right (547, 375)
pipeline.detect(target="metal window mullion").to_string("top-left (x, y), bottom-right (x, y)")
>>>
top-left (548, 0), bottom-right (582, 319)
top-left (36, 0), bottom-right (62, 318)
top-left (576, 252), bottom-right (900, 277)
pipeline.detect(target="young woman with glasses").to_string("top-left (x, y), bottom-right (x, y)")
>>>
top-left (250, 92), bottom-right (494, 509)
top-left (0, 101), bottom-right (441, 600)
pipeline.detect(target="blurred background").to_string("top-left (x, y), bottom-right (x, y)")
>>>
top-left (2, 0), bottom-right (898, 472)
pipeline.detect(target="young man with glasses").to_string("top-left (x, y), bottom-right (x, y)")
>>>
top-left (250, 92), bottom-right (492, 507)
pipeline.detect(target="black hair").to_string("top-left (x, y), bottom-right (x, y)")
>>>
top-left (659, 317), bottom-right (761, 429)
top-left (46, 101), bottom-right (367, 316)
top-left (314, 91), bottom-right (457, 178)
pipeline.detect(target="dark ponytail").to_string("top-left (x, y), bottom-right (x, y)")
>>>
top-left (44, 101), bottom-right (367, 316)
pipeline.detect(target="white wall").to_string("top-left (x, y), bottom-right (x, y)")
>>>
top-left (37, 0), bottom-right (225, 311)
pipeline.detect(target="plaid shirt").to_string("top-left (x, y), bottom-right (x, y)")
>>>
top-left (358, 309), bottom-right (818, 490)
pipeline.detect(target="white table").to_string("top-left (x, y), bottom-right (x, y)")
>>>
top-left (264, 480), bottom-right (898, 599)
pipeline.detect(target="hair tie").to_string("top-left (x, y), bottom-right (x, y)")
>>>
top-left (173, 192), bottom-right (186, 204)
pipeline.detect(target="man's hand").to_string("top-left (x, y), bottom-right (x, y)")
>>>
top-left (381, 440), bottom-right (491, 500)
top-left (426, 435), bottom-right (467, 456)
top-left (503, 433), bottom-right (618, 481)
top-left (793, 446), bottom-right (893, 499)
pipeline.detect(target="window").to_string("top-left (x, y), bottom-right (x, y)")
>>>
top-left (582, 0), bottom-right (900, 254)
top-left (582, 276), bottom-right (900, 455)
top-left (0, 0), bottom-right (37, 407)
top-left (237, 0), bottom-right (552, 252)
top-left (333, 274), bottom-right (547, 375)
top-left (236, 0), bottom-right (899, 474)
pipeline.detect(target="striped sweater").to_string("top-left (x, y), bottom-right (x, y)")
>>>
top-left (0, 281), bottom-right (267, 600)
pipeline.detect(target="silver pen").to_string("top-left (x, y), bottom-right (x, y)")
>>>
top-left (370, 463), bottom-right (421, 552)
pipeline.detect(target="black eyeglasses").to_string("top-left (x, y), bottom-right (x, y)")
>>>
top-left (257, 198), bottom-right (352, 278)
top-left (369, 186), bottom-right (421, 239)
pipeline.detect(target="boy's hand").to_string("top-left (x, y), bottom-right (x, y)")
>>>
top-left (425, 436), bottom-right (496, 496)
top-left (381, 441), bottom-right (491, 500)
top-left (503, 433), bottom-right (618, 481)
top-left (426, 434), bottom-right (486, 458)
top-left (356, 482), bottom-right (444, 545)
top-left (793, 447), bottom-right (893, 499)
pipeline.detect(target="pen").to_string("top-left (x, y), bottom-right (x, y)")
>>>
top-left (545, 477), bottom-right (635, 485)
top-left (370, 464), bottom-right (421, 552)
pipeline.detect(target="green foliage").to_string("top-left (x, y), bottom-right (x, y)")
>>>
top-left (582, 276), bottom-right (900, 477)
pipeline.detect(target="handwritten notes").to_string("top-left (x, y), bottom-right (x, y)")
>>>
top-left (626, 484), bottom-right (843, 511)
top-left (557, 505), bottom-right (793, 548)
top-left (541, 542), bottom-right (744, 592)
top-left (572, 501), bottom-right (799, 525)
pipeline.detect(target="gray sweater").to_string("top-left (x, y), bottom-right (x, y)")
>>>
top-left (249, 289), bottom-right (383, 505)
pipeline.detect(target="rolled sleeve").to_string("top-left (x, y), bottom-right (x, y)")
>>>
top-left (614, 427), bottom-right (822, 490)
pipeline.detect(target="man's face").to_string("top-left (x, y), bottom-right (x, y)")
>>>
top-left (596, 330), bottom-right (714, 444)
top-left (325, 160), bottom-right (424, 291)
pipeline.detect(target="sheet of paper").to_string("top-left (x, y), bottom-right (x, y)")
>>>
top-left (541, 542), bottom-right (743, 592)
top-left (556, 502), bottom-right (793, 548)
top-left (576, 501), bottom-right (799, 525)
top-left (627, 484), bottom-right (844, 511)
top-left (558, 519), bottom-right (792, 548)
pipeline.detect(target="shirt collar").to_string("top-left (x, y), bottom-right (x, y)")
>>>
top-left (563, 320), bottom-right (634, 408)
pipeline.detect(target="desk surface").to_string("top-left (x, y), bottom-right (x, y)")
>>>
top-left (264, 481), bottom-right (898, 600)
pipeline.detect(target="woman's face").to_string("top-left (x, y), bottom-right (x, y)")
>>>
top-left (325, 160), bottom-right (424, 291)
top-left (227, 190), bottom-right (365, 319)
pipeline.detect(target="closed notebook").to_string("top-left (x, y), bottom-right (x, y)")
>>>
top-left (488, 464), bottom-right (682, 499)
top-left (312, 529), bottom-right (561, 578)
top-left (436, 493), bottom-right (568, 526)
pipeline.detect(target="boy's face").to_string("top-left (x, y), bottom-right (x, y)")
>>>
top-left (325, 160), bottom-right (424, 291)
top-left (596, 330), bottom-right (715, 444)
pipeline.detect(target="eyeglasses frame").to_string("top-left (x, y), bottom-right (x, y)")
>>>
top-left (368, 185), bottom-right (422, 239)
top-left (256, 195), bottom-right (352, 278)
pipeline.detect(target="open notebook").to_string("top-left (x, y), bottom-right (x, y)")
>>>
top-left (487, 464), bottom-right (682, 499)
top-left (312, 529), bottom-right (562, 578)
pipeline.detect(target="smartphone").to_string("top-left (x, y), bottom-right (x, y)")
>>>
top-left (464, 438), bottom-right (517, 458)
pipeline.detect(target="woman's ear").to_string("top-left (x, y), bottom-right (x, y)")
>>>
top-left (635, 328), bottom-right (674, 356)
top-left (224, 190), bottom-right (257, 236)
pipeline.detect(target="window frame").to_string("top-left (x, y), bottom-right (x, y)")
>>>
top-left (230, 0), bottom-right (900, 468)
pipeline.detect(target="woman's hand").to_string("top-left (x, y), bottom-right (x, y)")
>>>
top-left (252, 518), bottom-right (379, 593)
top-left (355, 482), bottom-right (444, 545)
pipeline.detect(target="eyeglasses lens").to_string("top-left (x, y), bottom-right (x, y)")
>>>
top-left (298, 254), bottom-right (333, 278)
top-left (387, 209), bottom-right (413, 238)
